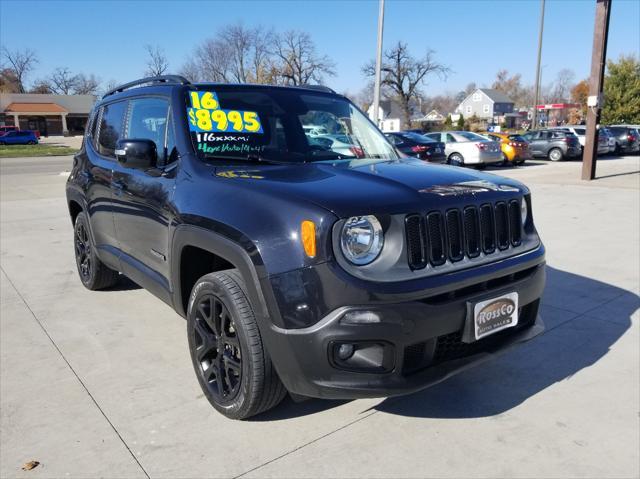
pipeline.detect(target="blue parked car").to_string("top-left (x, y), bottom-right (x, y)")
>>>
top-left (0, 130), bottom-right (38, 145)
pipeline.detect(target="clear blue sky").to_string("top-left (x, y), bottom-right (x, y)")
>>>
top-left (1, 0), bottom-right (639, 96)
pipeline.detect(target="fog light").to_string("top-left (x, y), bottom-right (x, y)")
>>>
top-left (341, 310), bottom-right (381, 325)
top-left (337, 343), bottom-right (355, 360)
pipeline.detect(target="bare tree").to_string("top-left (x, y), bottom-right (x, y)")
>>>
top-left (193, 38), bottom-right (234, 82)
top-left (144, 44), bottom-right (169, 77)
top-left (74, 73), bottom-right (100, 95)
top-left (0, 68), bottom-right (21, 93)
top-left (250, 26), bottom-right (277, 84)
top-left (550, 68), bottom-right (575, 102)
top-left (185, 24), bottom-right (278, 85)
top-left (29, 80), bottom-right (53, 94)
top-left (273, 30), bottom-right (335, 86)
top-left (179, 57), bottom-right (203, 83)
top-left (1, 47), bottom-right (38, 93)
top-left (491, 69), bottom-right (534, 107)
top-left (363, 41), bottom-right (449, 128)
top-left (48, 67), bottom-right (78, 94)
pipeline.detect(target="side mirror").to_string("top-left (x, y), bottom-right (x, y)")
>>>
top-left (115, 139), bottom-right (157, 170)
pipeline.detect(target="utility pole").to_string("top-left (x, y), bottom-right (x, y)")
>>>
top-left (372, 0), bottom-right (385, 126)
top-left (582, 0), bottom-right (612, 181)
top-left (531, 0), bottom-right (546, 130)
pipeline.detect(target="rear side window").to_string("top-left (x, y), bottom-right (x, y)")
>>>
top-left (126, 97), bottom-right (170, 166)
top-left (97, 101), bottom-right (127, 157)
top-left (573, 128), bottom-right (586, 135)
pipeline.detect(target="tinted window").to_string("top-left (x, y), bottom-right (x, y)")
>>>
top-left (508, 135), bottom-right (526, 142)
top-left (126, 97), bottom-right (170, 165)
top-left (573, 128), bottom-right (586, 135)
top-left (97, 101), bottom-right (127, 157)
top-left (424, 133), bottom-right (440, 141)
top-left (446, 133), bottom-right (457, 143)
top-left (456, 131), bottom-right (486, 141)
top-left (401, 132), bottom-right (432, 143)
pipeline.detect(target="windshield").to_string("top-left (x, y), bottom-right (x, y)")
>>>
top-left (186, 87), bottom-right (399, 163)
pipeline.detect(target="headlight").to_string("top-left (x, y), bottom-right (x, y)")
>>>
top-left (521, 199), bottom-right (528, 226)
top-left (340, 215), bottom-right (384, 265)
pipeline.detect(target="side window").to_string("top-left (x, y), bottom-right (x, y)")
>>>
top-left (483, 104), bottom-right (490, 114)
top-left (126, 97), bottom-right (170, 166)
top-left (446, 133), bottom-right (457, 143)
top-left (97, 101), bottom-right (127, 158)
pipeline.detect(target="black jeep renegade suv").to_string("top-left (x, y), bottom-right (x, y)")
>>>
top-left (66, 76), bottom-right (546, 419)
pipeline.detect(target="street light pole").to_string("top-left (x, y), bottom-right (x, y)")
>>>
top-left (372, 0), bottom-right (385, 126)
top-left (531, 0), bottom-right (546, 129)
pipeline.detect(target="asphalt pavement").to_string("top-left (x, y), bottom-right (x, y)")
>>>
top-left (1, 154), bottom-right (638, 478)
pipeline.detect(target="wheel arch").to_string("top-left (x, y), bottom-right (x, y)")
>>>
top-left (170, 225), bottom-right (272, 325)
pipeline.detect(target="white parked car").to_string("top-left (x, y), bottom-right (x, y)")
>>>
top-left (424, 131), bottom-right (502, 167)
top-left (550, 126), bottom-right (586, 149)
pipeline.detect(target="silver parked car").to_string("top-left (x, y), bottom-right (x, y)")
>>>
top-left (424, 131), bottom-right (502, 167)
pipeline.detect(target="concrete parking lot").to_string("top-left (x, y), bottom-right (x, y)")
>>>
top-left (1, 154), bottom-right (638, 478)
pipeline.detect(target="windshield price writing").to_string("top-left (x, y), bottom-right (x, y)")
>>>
top-left (188, 91), bottom-right (263, 134)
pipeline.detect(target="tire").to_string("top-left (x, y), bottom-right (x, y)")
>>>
top-left (448, 153), bottom-right (464, 167)
top-left (187, 270), bottom-right (286, 420)
top-left (614, 143), bottom-right (621, 155)
top-left (501, 153), bottom-right (510, 166)
top-left (28, 140), bottom-right (36, 145)
top-left (548, 148), bottom-right (564, 162)
top-left (74, 212), bottom-right (119, 290)
top-left (476, 164), bottom-right (487, 170)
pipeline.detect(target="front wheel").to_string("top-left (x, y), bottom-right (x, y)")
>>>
top-left (548, 148), bottom-right (564, 162)
top-left (448, 153), bottom-right (464, 167)
top-left (187, 270), bottom-right (286, 420)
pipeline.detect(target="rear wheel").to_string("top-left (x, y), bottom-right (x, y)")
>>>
top-left (448, 153), bottom-right (464, 167)
top-left (74, 212), bottom-right (119, 290)
top-left (187, 270), bottom-right (286, 420)
top-left (548, 148), bottom-right (564, 162)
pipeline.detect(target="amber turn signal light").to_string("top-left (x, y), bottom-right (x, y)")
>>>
top-left (301, 220), bottom-right (316, 258)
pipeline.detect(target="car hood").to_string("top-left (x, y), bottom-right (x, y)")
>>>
top-left (213, 158), bottom-right (529, 218)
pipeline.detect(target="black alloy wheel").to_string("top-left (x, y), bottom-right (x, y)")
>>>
top-left (192, 294), bottom-right (242, 403)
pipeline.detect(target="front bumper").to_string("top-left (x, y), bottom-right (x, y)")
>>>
top-left (263, 259), bottom-right (546, 399)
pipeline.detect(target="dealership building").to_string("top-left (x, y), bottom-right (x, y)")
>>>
top-left (0, 93), bottom-right (96, 136)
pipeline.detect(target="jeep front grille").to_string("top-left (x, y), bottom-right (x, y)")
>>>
top-left (405, 199), bottom-right (523, 270)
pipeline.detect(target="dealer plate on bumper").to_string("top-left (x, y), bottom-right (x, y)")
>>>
top-left (463, 292), bottom-right (519, 342)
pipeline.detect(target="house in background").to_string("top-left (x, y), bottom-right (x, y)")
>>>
top-left (415, 109), bottom-right (445, 129)
top-left (0, 93), bottom-right (96, 136)
top-left (367, 99), bottom-right (406, 132)
top-left (455, 88), bottom-right (515, 124)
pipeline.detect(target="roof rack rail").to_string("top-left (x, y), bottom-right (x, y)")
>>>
top-left (102, 75), bottom-right (191, 99)
top-left (300, 84), bottom-right (336, 94)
